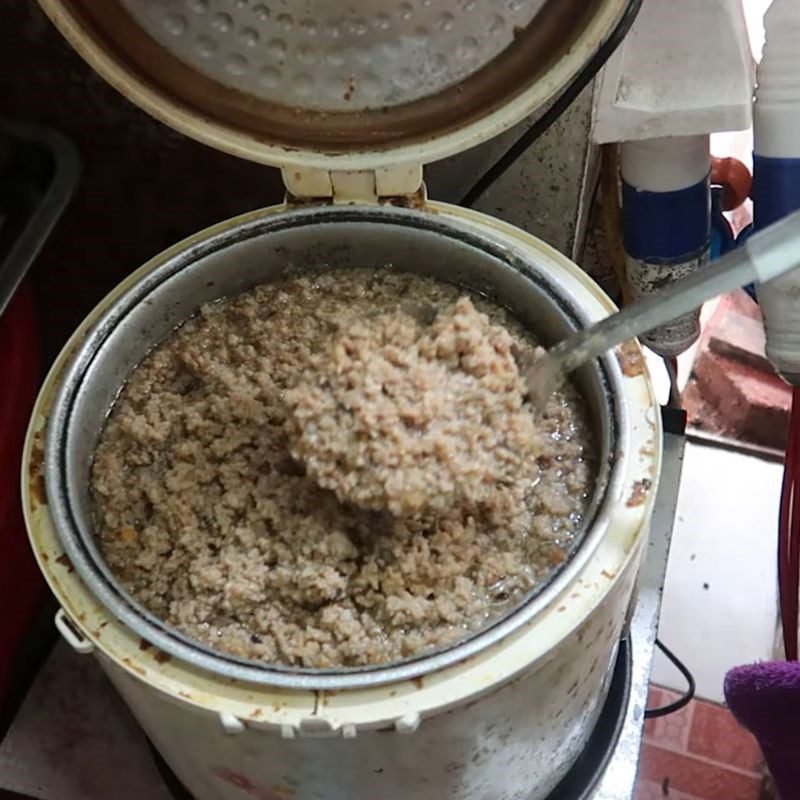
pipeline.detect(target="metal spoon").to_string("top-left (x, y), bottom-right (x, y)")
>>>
top-left (525, 209), bottom-right (800, 409)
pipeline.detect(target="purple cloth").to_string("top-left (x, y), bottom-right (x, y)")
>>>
top-left (724, 661), bottom-right (800, 798)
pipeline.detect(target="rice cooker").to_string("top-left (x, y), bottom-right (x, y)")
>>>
top-left (22, 2), bottom-right (662, 798)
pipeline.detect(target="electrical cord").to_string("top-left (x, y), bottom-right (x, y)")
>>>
top-left (663, 356), bottom-right (681, 409)
top-left (644, 639), bottom-right (696, 719)
top-left (460, 0), bottom-right (644, 208)
top-left (600, 144), bottom-right (633, 306)
top-left (778, 388), bottom-right (800, 660)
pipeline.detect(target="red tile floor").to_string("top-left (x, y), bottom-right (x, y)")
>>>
top-left (635, 686), bottom-right (770, 800)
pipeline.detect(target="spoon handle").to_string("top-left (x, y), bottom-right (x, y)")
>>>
top-left (560, 210), bottom-right (800, 371)
top-left (527, 209), bottom-right (800, 404)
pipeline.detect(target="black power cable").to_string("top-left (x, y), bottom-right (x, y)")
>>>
top-left (644, 639), bottom-right (696, 719)
top-left (460, 0), bottom-right (645, 208)
top-left (663, 356), bottom-right (681, 409)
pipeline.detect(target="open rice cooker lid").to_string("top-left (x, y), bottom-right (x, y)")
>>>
top-left (38, 0), bottom-right (628, 187)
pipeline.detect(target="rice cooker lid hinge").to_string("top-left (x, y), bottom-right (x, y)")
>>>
top-left (282, 164), bottom-right (425, 205)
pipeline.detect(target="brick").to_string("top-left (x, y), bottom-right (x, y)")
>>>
top-left (634, 779), bottom-right (669, 799)
top-left (639, 743), bottom-right (762, 800)
top-left (635, 779), bottom-right (703, 799)
top-left (687, 700), bottom-right (763, 774)
top-left (643, 690), bottom-right (695, 752)
top-left (643, 687), bottom-right (664, 740)
top-left (708, 312), bottom-right (771, 373)
top-left (690, 351), bottom-right (791, 450)
top-left (683, 290), bottom-right (791, 449)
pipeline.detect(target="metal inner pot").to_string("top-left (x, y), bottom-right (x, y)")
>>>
top-left (45, 204), bottom-right (629, 690)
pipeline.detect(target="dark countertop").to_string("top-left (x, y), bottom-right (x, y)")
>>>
top-left (2, 0), bottom-right (287, 367)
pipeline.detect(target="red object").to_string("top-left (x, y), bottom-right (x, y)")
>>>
top-left (0, 282), bottom-right (44, 709)
top-left (711, 156), bottom-right (753, 212)
top-left (778, 389), bottom-right (800, 661)
top-left (688, 348), bottom-right (791, 450)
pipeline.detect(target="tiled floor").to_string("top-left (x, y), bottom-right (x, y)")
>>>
top-left (634, 686), bottom-right (767, 800)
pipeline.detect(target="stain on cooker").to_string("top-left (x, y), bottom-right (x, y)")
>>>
top-left (121, 657), bottom-right (146, 677)
top-left (28, 442), bottom-right (46, 506)
top-left (55, 553), bottom-right (74, 572)
top-left (626, 478), bottom-right (653, 508)
top-left (616, 340), bottom-right (645, 377)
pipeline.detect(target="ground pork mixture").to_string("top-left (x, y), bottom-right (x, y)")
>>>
top-left (285, 297), bottom-right (542, 518)
top-left (91, 270), bottom-right (595, 669)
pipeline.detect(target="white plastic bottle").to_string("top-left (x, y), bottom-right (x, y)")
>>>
top-left (754, 0), bottom-right (800, 384)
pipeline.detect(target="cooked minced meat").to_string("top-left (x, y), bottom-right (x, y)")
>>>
top-left (286, 297), bottom-right (542, 518)
top-left (91, 270), bottom-right (594, 669)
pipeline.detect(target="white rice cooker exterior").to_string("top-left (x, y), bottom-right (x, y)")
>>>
top-left (24, 201), bottom-right (660, 800)
top-left (24, 2), bottom-right (661, 798)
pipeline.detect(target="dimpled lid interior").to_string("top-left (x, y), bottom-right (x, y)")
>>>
top-left (122, 0), bottom-right (549, 113)
top-left (39, 0), bottom-right (621, 165)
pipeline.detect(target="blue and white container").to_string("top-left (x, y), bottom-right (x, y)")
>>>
top-left (621, 135), bottom-right (712, 357)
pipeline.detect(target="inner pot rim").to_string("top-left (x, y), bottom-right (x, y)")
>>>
top-left (44, 204), bottom-right (631, 691)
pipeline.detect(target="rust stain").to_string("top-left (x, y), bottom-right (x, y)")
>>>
top-left (28, 444), bottom-right (46, 505)
top-left (616, 341), bottom-right (645, 378)
top-left (178, 691), bottom-right (193, 699)
top-left (40, 551), bottom-right (49, 561)
top-left (55, 553), bottom-right (74, 572)
top-left (319, 690), bottom-right (338, 706)
top-left (213, 767), bottom-right (296, 799)
top-left (31, 475), bottom-right (46, 506)
top-left (412, 676), bottom-right (424, 690)
top-left (100, 621), bottom-right (109, 629)
top-left (121, 657), bottom-right (146, 677)
top-left (626, 478), bottom-right (653, 508)
top-left (139, 638), bottom-right (152, 651)
top-left (154, 650), bottom-right (171, 664)
top-left (380, 186), bottom-right (426, 209)
top-left (250, 708), bottom-right (263, 718)
top-left (601, 569), bottom-right (616, 580)
top-left (284, 191), bottom-right (332, 208)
